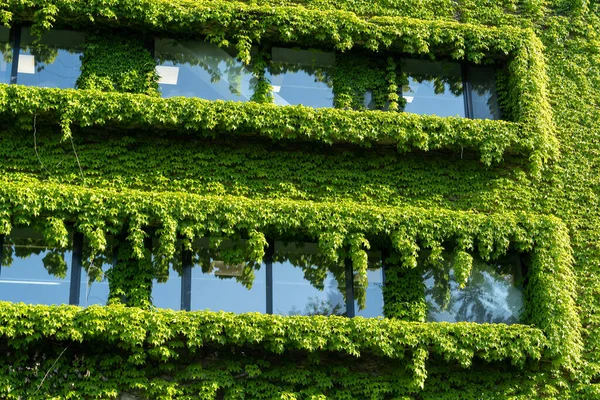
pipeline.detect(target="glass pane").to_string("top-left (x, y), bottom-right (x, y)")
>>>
top-left (18, 28), bottom-right (84, 89)
top-left (402, 59), bottom-right (465, 117)
top-left (79, 238), bottom-right (111, 306)
top-left (469, 66), bottom-right (501, 120)
top-left (152, 262), bottom-right (181, 310)
top-left (0, 228), bottom-right (72, 305)
top-left (354, 259), bottom-right (384, 318)
top-left (155, 38), bottom-right (255, 101)
top-left (266, 48), bottom-right (334, 108)
top-left (423, 253), bottom-right (524, 324)
top-left (190, 239), bottom-right (265, 313)
top-left (273, 242), bottom-right (346, 316)
top-left (0, 26), bottom-right (12, 83)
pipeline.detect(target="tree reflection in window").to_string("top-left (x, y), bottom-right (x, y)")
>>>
top-left (265, 48), bottom-right (335, 108)
top-left (18, 28), bottom-right (85, 89)
top-left (0, 26), bottom-right (11, 83)
top-left (422, 252), bottom-right (524, 324)
top-left (79, 236), bottom-right (112, 306)
top-left (401, 59), bottom-right (465, 117)
top-left (0, 228), bottom-right (72, 305)
top-left (154, 38), bottom-right (257, 101)
top-left (273, 242), bottom-right (347, 316)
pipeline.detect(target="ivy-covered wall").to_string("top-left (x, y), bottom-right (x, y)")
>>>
top-left (0, 0), bottom-right (598, 398)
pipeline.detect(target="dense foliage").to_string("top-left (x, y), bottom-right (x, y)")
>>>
top-left (0, 0), bottom-right (598, 397)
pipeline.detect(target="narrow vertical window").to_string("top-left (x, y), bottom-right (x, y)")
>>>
top-left (17, 28), bottom-right (85, 89)
top-left (0, 228), bottom-right (73, 305)
top-left (0, 26), bottom-right (12, 83)
top-left (154, 38), bottom-right (256, 101)
top-left (266, 48), bottom-right (335, 108)
top-left (79, 236), bottom-right (111, 306)
top-left (401, 59), bottom-right (465, 117)
top-left (354, 252), bottom-right (385, 318)
top-left (468, 66), bottom-right (501, 120)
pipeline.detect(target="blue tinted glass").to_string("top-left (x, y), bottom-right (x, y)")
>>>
top-left (354, 264), bottom-right (384, 318)
top-left (79, 239), bottom-right (111, 306)
top-left (469, 66), bottom-right (500, 120)
top-left (0, 27), bottom-right (12, 84)
top-left (0, 229), bottom-right (72, 305)
top-left (423, 253), bottom-right (523, 324)
top-left (266, 48), bottom-right (334, 108)
top-left (402, 59), bottom-right (465, 117)
top-left (155, 39), bottom-right (255, 101)
top-left (273, 242), bottom-right (346, 316)
top-left (18, 28), bottom-right (84, 89)
top-left (190, 239), bottom-right (265, 313)
top-left (152, 263), bottom-right (181, 310)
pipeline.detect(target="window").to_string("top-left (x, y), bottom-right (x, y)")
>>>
top-left (265, 48), bottom-right (335, 108)
top-left (154, 38), bottom-right (256, 101)
top-left (79, 237), bottom-right (111, 306)
top-left (354, 253), bottom-right (384, 318)
top-left (152, 262), bottom-right (183, 310)
top-left (17, 27), bottom-right (85, 89)
top-left (422, 252), bottom-right (524, 324)
top-left (0, 228), bottom-right (73, 305)
top-left (0, 26), bottom-right (11, 84)
top-left (401, 58), bottom-right (500, 119)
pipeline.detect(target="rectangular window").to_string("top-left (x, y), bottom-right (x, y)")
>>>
top-left (79, 237), bottom-right (111, 306)
top-left (0, 26), bottom-right (11, 84)
top-left (266, 47), bottom-right (335, 108)
top-left (354, 252), bottom-right (384, 318)
top-left (154, 38), bottom-right (256, 101)
top-left (422, 252), bottom-right (524, 324)
top-left (17, 27), bottom-right (85, 89)
top-left (0, 228), bottom-right (73, 305)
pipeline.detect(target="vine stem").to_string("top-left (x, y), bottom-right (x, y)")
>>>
top-left (32, 342), bottom-right (72, 395)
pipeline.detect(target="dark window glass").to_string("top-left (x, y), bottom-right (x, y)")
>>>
top-left (152, 262), bottom-right (182, 310)
top-left (0, 27), bottom-right (12, 83)
top-left (155, 38), bottom-right (255, 101)
top-left (79, 237), bottom-right (111, 306)
top-left (402, 59), bottom-right (465, 117)
top-left (469, 66), bottom-right (501, 120)
top-left (18, 28), bottom-right (84, 89)
top-left (266, 48), bottom-right (334, 108)
top-left (190, 239), bottom-right (265, 313)
top-left (0, 228), bottom-right (72, 305)
top-left (354, 253), bottom-right (384, 318)
top-left (422, 253), bottom-right (524, 324)
top-left (273, 242), bottom-right (346, 316)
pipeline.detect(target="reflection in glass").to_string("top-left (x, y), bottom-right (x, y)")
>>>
top-left (354, 263), bottom-right (384, 318)
top-left (79, 238), bottom-right (111, 306)
top-left (155, 38), bottom-right (255, 101)
top-left (423, 253), bottom-right (523, 324)
top-left (18, 28), bottom-right (84, 89)
top-left (273, 242), bottom-right (346, 316)
top-left (402, 59), bottom-right (465, 117)
top-left (266, 48), bottom-right (334, 108)
top-left (0, 228), bottom-right (72, 305)
top-left (469, 66), bottom-right (501, 120)
top-left (152, 262), bottom-right (182, 310)
top-left (190, 239), bottom-right (265, 313)
top-left (0, 27), bottom-right (12, 83)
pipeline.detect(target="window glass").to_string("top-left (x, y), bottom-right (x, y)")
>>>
top-left (152, 262), bottom-right (182, 310)
top-left (469, 66), bottom-right (501, 120)
top-left (273, 242), bottom-right (346, 316)
top-left (0, 27), bottom-right (12, 83)
top-left (422, 253), bottom-right (524, 324)
top-left (155, 38), bottom-right (255, 101)
top-left (0, 228), bottom-right (72, 305)
top-left (266, 48), bottom-right (334, 108)
top-left (354, 253), bottom-right (384, 318)
top-left (79, 237), bottom-right (111, 306)
top-left (402, 59), bottom-right (465, 117)
top-left (18, 28), bottom-right (84, 89)
top-left (190, 238), bottom-right (265, 313)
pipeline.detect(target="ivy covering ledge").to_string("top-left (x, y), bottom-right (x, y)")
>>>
top-left (0, 302), bottom-right (547, 392)
top-left (1, 84), bottom-right (528, 166)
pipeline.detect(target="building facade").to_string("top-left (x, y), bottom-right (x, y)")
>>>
top-left (0, 0), bottom-right (598, 398)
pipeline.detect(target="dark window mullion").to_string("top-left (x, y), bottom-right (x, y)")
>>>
top-left (181, 245), bottom-right (192, 311)
top-left (69, 232), bottom-right (83, 305)
top-left (9, 25), bottom-right (20, 84)
top-left (345, 258), bottom-right (355, 317)
top-left (462, 63), bottom-right (473, 119)
top-left (265, 238), bottom-right (274, 314)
